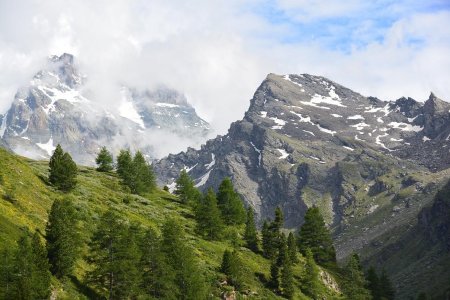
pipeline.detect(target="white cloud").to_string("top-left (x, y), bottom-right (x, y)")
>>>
top-left (0, 0), bottom-right (449, 141)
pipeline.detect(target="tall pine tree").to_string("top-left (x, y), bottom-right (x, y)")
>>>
top-left (244, 207), bottom-right (259, 252)
top-left (30, 232), bottom-right (51, 299)
top-left (95, 146), bottom-right (114, 172)
top-left (287, 232), bottom-right (298, 264)
top-left (161, 218), bottom-right (207, 299)
top-left (88, 210), bottom-right (142, 299)
top-left (379, 269), bottom-right (395, 300)
top-left (297, 206), bottom-right (336, 265)
top-left (366, 266), bottom-right (381, 300)
top-left (342, 253), bottom-right (371, 300)
top-left (195, 188), bottom-right (223, 240)
top-left (302, 248), bottom-right (321, 298)
top-left (217, 178), bottom-right (246, 225)
top-left (174, 169), bottom-right (199, 204)
top-left (46, 198), bottom-right (81, 278)
top-left (49, 144), bottom-right (77, 191)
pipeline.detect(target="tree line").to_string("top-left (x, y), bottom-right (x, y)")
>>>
top-left (1, 145), bottom-right (406, 299)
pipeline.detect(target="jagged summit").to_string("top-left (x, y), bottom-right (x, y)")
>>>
top-left (0, 54), bottom-right (210, 164)
top-left (153, 73), bottom-right (450, 298)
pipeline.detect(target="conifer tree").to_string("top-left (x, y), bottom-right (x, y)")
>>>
top-left (132, 151), bottom-right (156, 194)
top-left (262, 207), bottom-right (284, 259)
top-left (287, 232), bottom-right (298, 263)
top-left (117, 149), bottom-right (133, 181)
top-left (195, 188), bottom-right (223, 240)
top-left (302, 248), bottom-right (321, 298)
top-left (95, 146), bottom-right (114, 172)
top-left (297, 206), bottom-right (336, 265)
top-left (88, 210), bottom-right (142, 299)
top-left (49, 144), bottom-right (77, 191)
top-left (217, 177), bottom-right (246, 225)
top-left (244, 207), bottom-right (259, 252)
top-left (379, 269), bottom-right (395, 300)
top-left (0, 248), bottom-right (15, 299)
top-left (46, 198), bottom-right (81, 278)
top-left (366, 266), bottom-right (381, 300)
top-left (14, 233), bottom-right (34, 300)
top-left (343, 253), bottom-right (371, 300)
top-left (269, 258), bottom-right (280, 291)
top-left (281, 255), bottom-right (295, 299)
top-left (140, 227), bottom-right (176, 298)
top-left (161, 218), bottom-right (207, 299)
top-left (220, 250), bottom-right (245, 289)
top-left (175, 169), bottom-right (198, 204)
top-left (30, 232), bottom-right (51, 299)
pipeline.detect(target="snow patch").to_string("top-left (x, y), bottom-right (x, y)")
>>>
top-left (195, 169), bottom-right (212, 187)
top-left (260, 111), bottom-right (267, 118)
top-left (388, 122), bottom-right (423, 132)
top-left (303, 130), bottom-right (315, 136)
top-left (317, 124), bottom-right (336, 135)
top-left (422, 136), bottom-right (430, 142)
top-left (269, 117), bottom-right (286, 130)
top-left (283, 74), bottom-right (303, 88)
top-left (119, 89), bottom-right (145, 129)
top-left (0, 112), bottom-right (7, 138)
top-left (300, 92), bottom-right (346, 109)
top-left (277, 149), bottom-right (289, 159)
top-left (183, 163), bottom-right (198, 173)
top-left (155, 103), bottom-right (180, 108)
top-left (205, 153), bottom-right (215, 169)
top-left (250, 142), bottom-right (262, 165)
top-left (36, 137), bottom-right (56, 156)
top-left (343, 146), bottom-right (354, 151)
top-left (347, 115), bottom-right (364, 120)
top-left (331, 114), bottom-right (342, 118)
top-left (376, 133), bottom-right (391, 151)
top-left (368, 204), bottom-right (379, 214)
top-left (350, 122), bottom-right (370, 131)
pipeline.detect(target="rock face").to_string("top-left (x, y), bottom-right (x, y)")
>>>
top-left (153, 73), bottom-right (450, 297)
top-left (0, 54), bottom-right (210, 164)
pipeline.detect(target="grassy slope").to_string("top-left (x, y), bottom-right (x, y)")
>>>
top-left (0, 148), bottom-right (343, 299)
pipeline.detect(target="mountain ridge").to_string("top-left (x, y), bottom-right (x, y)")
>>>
top-left (153, 72), bottom-right (450, 298)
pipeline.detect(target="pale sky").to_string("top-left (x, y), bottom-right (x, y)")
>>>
top-left (0, 0), bottom-right (449, 135)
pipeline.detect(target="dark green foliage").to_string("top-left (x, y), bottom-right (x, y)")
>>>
top-left (46, 198), bottom-right (81, 278)
top-left (30, 232), bottom-right (51, 299)
top-left (0, 248), bottom-right (15, 299)
top-left (221, 250), bottom-right (245, 289)
top-left (140, 228), bottom-right (177, 298)
top-left (88, 210), bottom-right (142, 299)
top-left (244, 207), bottom-right (259, 252)
top-left (417, 292), bottom-right (427, 300)
top-left (174, 169), bottom-right (199, 204)
top-left (342, 253), bottom-right (371, 300)
top-left (133, 151), bottom-right (156, 194)
top-left (379, 269), bottom-right (395, 300)
top-left (161, 218), bottom-right (207, 299)
top-left (297, 206), bottom-right (336, 265)
top-left (95, 146), bottom-right (114, 172)
top-left (117, 149), bottom-right (156, 195)
top-left (287, 232), bottom-right (298, 264)
top-left (14, 233), bottom-right (34, 299)
top-left (280, 255), bottom-right (295, 299)
top-left (302, 248), bottom-right (321, 298)
top-left (269, 258), bottom-right (280, 291)
top-left (49, 144), bottom-right (78, 191)
top-left (195, 188), bottom-right (223, 240)
top-left (3, 231), bottom-right (52, 300)
top-left (262, 207), bottom-right (284, 259)
top-left (217, 177), bottom-right (246, 225)
top-left (366, 266), bottom-right (381, 300)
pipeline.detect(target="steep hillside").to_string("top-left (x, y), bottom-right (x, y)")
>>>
top-left (0, 147), bottom-right (349, 299)
top-left (153, 73), bottom-right (450, 298)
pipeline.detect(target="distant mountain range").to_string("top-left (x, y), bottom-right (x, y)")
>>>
top-left (153, 73), bottom-right (450, 298)
top-left (0, 53), bottom-right (210, 164)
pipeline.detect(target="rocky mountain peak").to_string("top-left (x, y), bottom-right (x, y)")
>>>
top-left (0, 54), bottom-right (210, 164)
top-left (424, 92), bottom-right (449, 115)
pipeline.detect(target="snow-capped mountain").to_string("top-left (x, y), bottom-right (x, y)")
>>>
top-left (153, 73), bottom-right (450, 298)
top-left (0, 53), bottom-right (210, 164)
